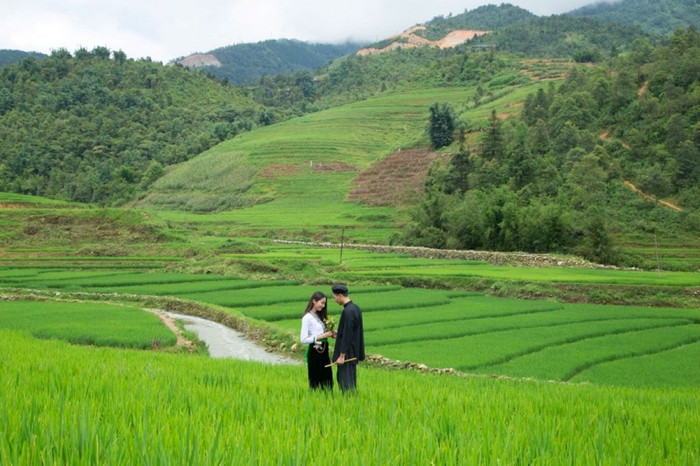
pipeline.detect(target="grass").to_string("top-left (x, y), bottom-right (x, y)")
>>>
top-left (0, 300), bottom-right (175, 349)
top-left (476, 324), bottom-right (700, 381)
top-left (373, 318), bottom-right (693, 370)
top-left (1, 328), bottom-right (698, 464)
top-left (2, 266), bottom-right (697, 387)
top-left (572, 340), bottom-right (700, 387)
top-left (0, 192), bottom-right (80, 207)
top-left (342, 262), bottom-right (700, 286)
top-left (224, 243), bottom-right (700, 287)
top-left (0, 271), bottom-right (234, 288)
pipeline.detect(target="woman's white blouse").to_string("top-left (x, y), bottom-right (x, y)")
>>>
top-left (300, 312), bottom-right (326, 344)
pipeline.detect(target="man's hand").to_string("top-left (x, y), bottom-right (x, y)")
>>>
top-left (336, 354), bottom-right (345, 365)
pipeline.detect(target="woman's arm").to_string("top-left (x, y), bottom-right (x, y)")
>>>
top-left (300, 314), bottom-right (332, 343)
top-left (300, 315), bottom-right (315, 344)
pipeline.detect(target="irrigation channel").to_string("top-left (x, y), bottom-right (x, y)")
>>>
top-left (165, 312), bottom-right (300, 365)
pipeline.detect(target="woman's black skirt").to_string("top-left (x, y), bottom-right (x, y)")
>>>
top-left (307, 341), bottom-right (333, 390)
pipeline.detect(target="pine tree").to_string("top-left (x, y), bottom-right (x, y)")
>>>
top-left (428, 102), bottom-right (455, 149)
top-left (481, 110), bottom-right (505, 159)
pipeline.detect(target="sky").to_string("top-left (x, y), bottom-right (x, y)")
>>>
top-left (1, 0), bottom-right (605, 63)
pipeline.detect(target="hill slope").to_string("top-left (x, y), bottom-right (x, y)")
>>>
top-left (0, 48), bottom-right (261, 204)
top-left (467, 14), bottom-right (654, 59)
top-left (176, 39), bottom-right (363, 84)
top-left (0, 49), bottom-right (47, 67)
top-left (567, 0), bottom-right (700, 36)
top-left (138, 60), bottom-right (561, 242)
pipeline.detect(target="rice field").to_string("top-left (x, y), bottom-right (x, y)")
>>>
top-left (142, 84), bottom-right (554, 243)
top-left (0, 60), bottom-right (697, 464)
top-left (0, 300), bottom-right (175, 349)
top-left (1, 329), bottom-right (698, 464)
top-left (225, 243), bottom-right (700, 287)
top-left (0, 192), bottom-right (79, 207)
top-left (1, 266), bottom-right (697, 388)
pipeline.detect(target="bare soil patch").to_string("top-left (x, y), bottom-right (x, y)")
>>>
top-left (623, 180), bottom-right (682, 212)
top-left (146, 308), bottom-right (193, 348)
top-left (638, 80), bottom-right (649, 97)
top-left (348, 149), bottom-right (445, 206)
top-left (257, 163), bottom-right (300, 178)
top-left (312, 161), bottom-right (357, 173)
top-left (358, 28), bottom-right (490, 56)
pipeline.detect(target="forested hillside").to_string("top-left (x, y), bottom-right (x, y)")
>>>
top-left (0, 50), bottom-right (47, 67)
top-left (419, 3), bottom-right (535, 40)
top-left (568, 0), bottom-right (700, 36)
top-left (0, 48), bottom-right (261, 204)
top-left (468, 15), bottom-right (655, 60)
top-left (0, 3), bottom-right (697, 229)
top-left (249, 8), bottom-right (656, 118)
top-left (190, 39), bottom-right (362, 85)
top-left (402, 27), bottom-right (700, 267)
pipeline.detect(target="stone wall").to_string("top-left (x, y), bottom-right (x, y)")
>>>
top-left (275, 240), bottom-right (602, 268)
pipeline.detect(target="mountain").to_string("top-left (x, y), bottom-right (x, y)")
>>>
top-left (140, 26), bottom-right (700, 267)
top-left (0, 48), bottom-right (260, 204)
top-left (567, 0), bottom-right (700, 36)
top-left (467, 14), bottom-right (655, 59)
top-left (1, 5), bottom-right (698, 265)
top-left (352, 4), bottom-right (652, 62)
top-left (173, 39), bottom-right (363, 84)
top-left (420, 3), bottom-right (536, 39)
top-left (360, 4), bottom-right (534, 55)
top-left (399, 26), bottom-right (700, 266)
top-left (0, 49), bottom-right (47, 67)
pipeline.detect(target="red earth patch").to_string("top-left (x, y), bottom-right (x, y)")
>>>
top-left (348, 149), bottom-right (446, 206)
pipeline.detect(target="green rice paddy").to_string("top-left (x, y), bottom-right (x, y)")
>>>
top-left (0, 300), bottom-right (174, 349)
top-left (1, 329), bottom-right (698, 464)
top-left (1, 266), bottom-right (697, 388)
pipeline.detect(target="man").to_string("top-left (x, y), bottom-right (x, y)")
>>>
top-left (331, 283), bottom-right (365, 392)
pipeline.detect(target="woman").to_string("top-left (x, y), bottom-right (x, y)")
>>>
top-left (300, 291), bottom-right (335, 390)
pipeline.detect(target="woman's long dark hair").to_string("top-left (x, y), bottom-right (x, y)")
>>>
top-left (303, 291), bottom-right (328, 321)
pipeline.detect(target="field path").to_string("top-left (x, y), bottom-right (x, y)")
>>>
top-left (146, 308), bottom-right (193, 347)
top-left (623, 180), bottom-right (682, 212)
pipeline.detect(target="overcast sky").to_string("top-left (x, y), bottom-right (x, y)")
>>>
top-left (1, 0), bottom-right (604, 62)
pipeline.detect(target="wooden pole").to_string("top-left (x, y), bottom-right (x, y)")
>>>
top-left (655, 232), bottom-right (661, 277)
top-left (325, 357), bottom-right (357, 368)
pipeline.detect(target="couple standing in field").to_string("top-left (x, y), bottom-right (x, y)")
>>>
top-left (299, 284), bottom-right (365, 392)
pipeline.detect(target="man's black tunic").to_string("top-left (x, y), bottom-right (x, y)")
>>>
top-left (333, 300), bottom-right (365, 362)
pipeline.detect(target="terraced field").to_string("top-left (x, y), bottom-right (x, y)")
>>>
top-left (2, 266), bottom-right (698, 388)
top-left (139, 83), bottom-right (551, 243)
top-left (0, 299), bottom-right (175, 349)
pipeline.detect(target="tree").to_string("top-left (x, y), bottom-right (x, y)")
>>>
top-left (579, 213), bottom-right (619, 265)
top-left (448, 146), bottom-right (470, 194)
top-left (506, 122), bottom-right (535, 189)
top-left (0, 87), bottom-right (14, 115)
top-left (481, 110), bottom-right (505, 159)
top-left (140, 160), bottom-right (164, 188)
top-left (428, 102), bottom-right (455, 149)
top-left (567, 152), bottom-right (607, 210)
top-left (92, 46), bottom-right (111, 60)
top-left (112, 50), bottom-right (127, 64)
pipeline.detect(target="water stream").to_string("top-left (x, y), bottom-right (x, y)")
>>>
top-left (165, 312), bottom-right (300, 365)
